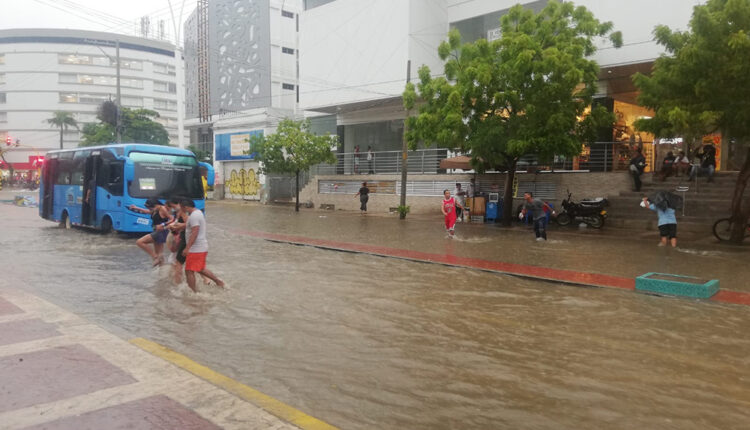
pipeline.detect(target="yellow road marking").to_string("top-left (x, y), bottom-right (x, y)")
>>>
top-left (129, 337), bottom-right (339, 430)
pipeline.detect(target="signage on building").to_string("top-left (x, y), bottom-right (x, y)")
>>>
top-left (215, 130), bottom-right (262, 161)
top-left (487, 28), bottom-right (502, 42)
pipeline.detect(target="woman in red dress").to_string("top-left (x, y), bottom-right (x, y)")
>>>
top-left (442, 189), bottom-right (463, 237)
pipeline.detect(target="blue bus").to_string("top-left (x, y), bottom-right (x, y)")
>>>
top-left (39, 144), bottom-right (214, 233)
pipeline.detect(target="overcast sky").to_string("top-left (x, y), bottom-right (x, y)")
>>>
top-left (0, 0), bottom-right (193, 41)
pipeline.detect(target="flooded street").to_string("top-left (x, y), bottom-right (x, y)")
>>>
top-left (2, 200), bottom-right (750, 429)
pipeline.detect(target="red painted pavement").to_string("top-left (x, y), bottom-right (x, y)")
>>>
top-left (0, 344), bottom-right (136, 413)
top-left (0, 296), bottom-right (24, 315)
top-left (231, 229), bottom-right (750, 307)
top-left (23, 395), bottom-right (221, 430)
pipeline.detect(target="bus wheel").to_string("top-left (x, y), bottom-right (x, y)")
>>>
top-left (60, 211), bottom-right (71, 230)
top-left (100, 216), bottom-right (113, 234)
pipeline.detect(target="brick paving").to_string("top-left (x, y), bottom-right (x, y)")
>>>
top-left (0, 289), bottom-right (303, 430)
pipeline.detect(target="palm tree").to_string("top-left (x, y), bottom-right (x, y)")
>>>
top-left (46, 111), bottom-right (78, 149)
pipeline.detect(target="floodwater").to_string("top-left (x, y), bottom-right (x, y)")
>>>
top-left (1, 200), bottom-right (749, 429)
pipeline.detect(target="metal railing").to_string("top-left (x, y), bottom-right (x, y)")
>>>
top-left (312, 148), bottom-right (448, 176)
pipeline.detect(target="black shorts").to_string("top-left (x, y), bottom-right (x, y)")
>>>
top-left (658, 223), bottom-right (677, 239)
top-left (176, 232), bottom-right (187, 264)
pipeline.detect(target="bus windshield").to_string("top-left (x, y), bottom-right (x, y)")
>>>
top-left (127, 152), bottom-right (203, 199)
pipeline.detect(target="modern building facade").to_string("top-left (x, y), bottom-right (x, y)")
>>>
top-left (0, 28), bottom-right (186, 171)
top-left (183, 0), bottom-right (302, 200)
top-left (298, 0), bottom-right (725, 171)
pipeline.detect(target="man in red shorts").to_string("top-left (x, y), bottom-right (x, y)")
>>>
top-left (441, 189), bottom-right (463, 238)
top-left (180, 199), bottom-right (225, 292)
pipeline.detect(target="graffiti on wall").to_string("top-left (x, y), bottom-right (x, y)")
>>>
top-left (227, 168), bottom-right (260, 197)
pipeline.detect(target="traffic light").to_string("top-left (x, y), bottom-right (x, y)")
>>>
top-left (5, 135), bottom-right (10, 146)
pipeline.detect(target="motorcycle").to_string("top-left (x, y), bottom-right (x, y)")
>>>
top-left (555, 190), bottom-right (608, 228)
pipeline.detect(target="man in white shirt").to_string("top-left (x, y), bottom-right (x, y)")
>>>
top-left (454, 183), bottom-right (466, 221)
top-left (180, 199), bottom-right (224, 292)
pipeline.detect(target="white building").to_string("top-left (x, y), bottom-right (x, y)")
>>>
top-left (0, 28), bottom-right (186, 171)
top-left (298, 0), bottom-right (702, 158)
top-left (183, 0), bottom-right (303, 200)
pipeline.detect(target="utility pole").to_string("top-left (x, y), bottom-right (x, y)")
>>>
top-left (116, 39), bottom-right (122, 143)
top-left (167, 0), bottom-right (188, 148)
top-left (399, 60), bottom-right (411, 219)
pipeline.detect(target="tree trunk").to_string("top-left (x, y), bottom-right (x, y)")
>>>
top-left (295, 170), bottom-right (300, 212)
top-left (501, 160), bottom-right (518, 226)
top-left (59, 127), bottom-right (64, 150)
top-left (728, 148), bottom-right (750, 243)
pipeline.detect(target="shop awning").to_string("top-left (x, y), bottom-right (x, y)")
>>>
top-left (439, 155), bottom-right (473, 170)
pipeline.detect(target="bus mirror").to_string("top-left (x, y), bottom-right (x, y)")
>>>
top-left (124, 159), bottom-right (134, 179)
top-left (198, 162), bottom-right (215, 187)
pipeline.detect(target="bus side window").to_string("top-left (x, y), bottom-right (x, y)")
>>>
top-left (56, 170), bottom-right (71, 185)
top-left (107, 162), bottom-right (124, 196)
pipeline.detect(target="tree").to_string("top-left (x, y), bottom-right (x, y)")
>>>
top-left (249, 118), bottom-right (337, 212)
top-left (188, 145), bottom-right (213, 163)
top-left (80, 104), bottom-right (169, 147)
top-left (46, 111), bottom-right (78, 150)
top-left (403, 1), bottom-right (621, 225)
top-left (633, 0), bottom-right (750, 243)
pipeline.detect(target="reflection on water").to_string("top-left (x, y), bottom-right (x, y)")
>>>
top-left (1, 203), bottom-right (749, 430)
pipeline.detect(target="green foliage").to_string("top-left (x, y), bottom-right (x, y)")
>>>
top-left (188, 145), bottom-right (212, 163)
top-left (46, 111), bottom-right (78, 131)
top-left (397, 205), bottom-right (410, 218)
top-left (403, 0), bottom-right (620, 171)
top-left (248, 118), bottom-right (337, 175)
top-left (80, 123), bottom-right (115, 147)
top-left (80, 105), bottom-right (169, 147)
top-left (634, 0), bottom-right (750, 142)
top-left (634, 0), bottom-right (750, 243)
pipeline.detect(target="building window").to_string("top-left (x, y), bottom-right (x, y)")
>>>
top-left (121, 96), bottom-right (143, 107)
top-left (282, 83), bottom-right (295, 90)
top-left (153, 62), bottom-right (176, 75)
top-left (282, 47), bottom-right (295, 55)
top-left (154, 99), bottom-right (177, 111)
top-left (60, 93), bottom-right (78, 103)
top-left (120, 59), bottom-right (143, 70)
top-left (281, 10), bottom-right (294, 18)
top-left (79, 93), bottom-right (108, 104)
top-left (0, 74), bottom-right (5, 85)
top-left (121, 78), bottom-right (144, 89)
top-left (154, 81), bottom-right (177, 93)
top-left (0, 93), bottom-right (5, 103)
top-left (304, 0), bottom-right (337, 10)
top-left (0, 54), bottom-right (4, 65)
top-left (59, 73), bottom-right (78, 84)
top-left (0, 112), bottom-right (6, 123)
top-left (58, 54), bottom-right (142, 70)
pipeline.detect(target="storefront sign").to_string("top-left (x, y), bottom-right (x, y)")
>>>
top-left (215, 130), bottom-right (262, 161)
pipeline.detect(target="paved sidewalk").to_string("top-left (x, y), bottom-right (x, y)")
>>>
top-left (0, 289), bottom-right (335, 430)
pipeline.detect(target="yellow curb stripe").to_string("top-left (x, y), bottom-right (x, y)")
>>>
top-left (129, 337), bottom-right (339, 430)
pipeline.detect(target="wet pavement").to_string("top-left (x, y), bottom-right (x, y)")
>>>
top-left (1, 193), bottom-right (750, 429)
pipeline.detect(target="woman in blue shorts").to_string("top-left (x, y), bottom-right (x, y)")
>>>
top-left (130, 198), bottom-right (174, 266)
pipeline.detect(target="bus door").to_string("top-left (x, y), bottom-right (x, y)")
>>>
top-left (41, 158), bottom-right (58, 220)
top-left (82, 155), bottom-right (101, 226)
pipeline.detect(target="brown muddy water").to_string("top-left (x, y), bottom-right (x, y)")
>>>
top-left (1, 202), bottom-right (749, 430)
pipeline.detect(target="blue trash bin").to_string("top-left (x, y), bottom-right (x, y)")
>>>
top-left (486, 201), bottom-right (498, 222)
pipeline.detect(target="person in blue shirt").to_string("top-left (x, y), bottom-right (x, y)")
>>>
top-left (642, 197), bottom-right (677, 247)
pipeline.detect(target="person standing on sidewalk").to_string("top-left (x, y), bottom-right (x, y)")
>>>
top-left (629, 147), bottom-right (647, 192)
top-left (367, 146), bottom-right (375, 174)
top-left (642, 196), bottom-right (677, 247)
top-left (353, 145), bottom-right (361, 174)
top-left (355, 181), bottom-right (369, 215)
top-left (520, 192), bottom-right (555, 241)
top-left (454, 183), bottom-right (466, 222)
top-left (180, 199), bottom-right (224, 292)
top-left (442, 189), bottom-right (463, 238)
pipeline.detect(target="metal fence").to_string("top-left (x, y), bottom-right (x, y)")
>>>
top-left (310, 143), bottom-right (650, 176)
top-left (313, 148), bottom-right (448, 175)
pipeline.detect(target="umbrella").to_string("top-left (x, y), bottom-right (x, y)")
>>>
top-left (648, 190), bottom-right (683, 211)
top-left (440, 155), bottom-right (473, 170)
